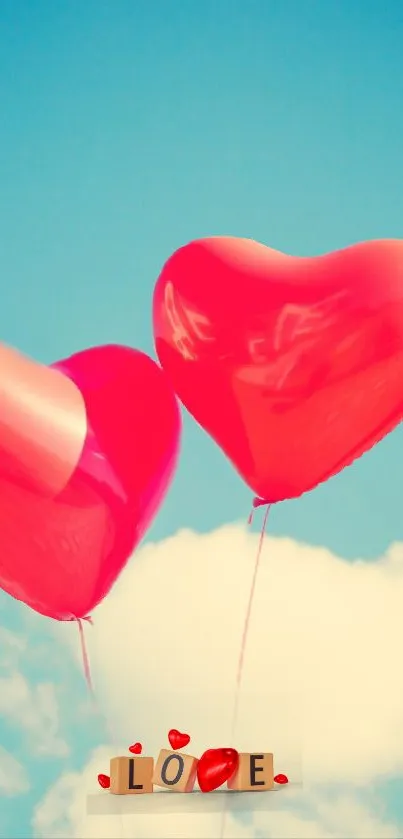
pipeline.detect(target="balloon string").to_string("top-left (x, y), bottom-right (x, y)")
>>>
top-left (73, 617), bottom-right (126, 839)
top-left (219, 500), bottom-right (271, 839)
top-left (76, 617), bottom-right (95, 698)
top-left (232, 501), bottom-right (271, 735)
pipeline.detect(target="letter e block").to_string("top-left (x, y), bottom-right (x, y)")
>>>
top-left (110, 756), bottom-right (154, 794)
top-left (153, 748), bottom-right (198, 792)
top-left (227, 752), bottom-right (274, 791)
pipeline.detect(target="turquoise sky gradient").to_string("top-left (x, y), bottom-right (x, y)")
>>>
top-left (1, 1), bottom-right (403, 836)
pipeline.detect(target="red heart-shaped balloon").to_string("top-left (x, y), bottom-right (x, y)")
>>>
top-left (168, 729), bottom-right (190, 750)
top-left (197, 748), bottom-right (239, 792)
top-left (153, 237), bottom-right (403, 502)
top-left (0, 344), bottom-right (180, 620)
top-left (129, 742), bottom-right (143, 754)
top-left (98, 773), bottom-right (110, 789)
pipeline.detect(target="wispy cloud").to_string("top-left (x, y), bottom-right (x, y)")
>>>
top-left (0, 744), bottom-right (30, 796)
top-left (0, 626), bottom-right (26, 671)
top-left (0, 671), bottom-right (69, 757)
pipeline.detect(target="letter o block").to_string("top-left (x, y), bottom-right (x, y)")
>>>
top-left (227, 752), bottom-right (274, 791)
top-left (153, 748), bottom-right (198, 792)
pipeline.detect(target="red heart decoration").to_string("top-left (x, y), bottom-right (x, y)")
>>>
top-left (154, 237), bottom-right (403, 502)
top-left (274, 773), bottom-right (289, 785)
top-left (97, 773), bottom-right (110, 789)
top-left (0, 344), bottom-right (180, 620)
top-left (197, 748), bottom-right (239, 793)
top-left (129, 742), bottom-right (143, 754)
top-left (168, 729), bottom-right (190, 750)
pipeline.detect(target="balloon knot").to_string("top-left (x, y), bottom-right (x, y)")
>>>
top-left (252, 497), bottom-right (271, 509)
top-left (66, 615), bottom-right (93, 625)
top-left (248, 497), bottom-right (272, 525)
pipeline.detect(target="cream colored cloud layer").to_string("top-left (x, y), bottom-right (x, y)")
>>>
top-left (38, 524), bottom-right (403, 837)
top-left (33, 747), bottom-right (401, 839)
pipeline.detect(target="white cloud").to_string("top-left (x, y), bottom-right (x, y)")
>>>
top-left (0, 624), bottom-right (69, 758)
top-left (35, 524), bottom-right (403, 837)
top-left (0, 671), bottom-right (69, 757)
top-left (0, 744), bottom-right (30, 796)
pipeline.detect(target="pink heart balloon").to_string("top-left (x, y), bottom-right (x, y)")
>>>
top-left (0, 343), bottom-right (181, 620)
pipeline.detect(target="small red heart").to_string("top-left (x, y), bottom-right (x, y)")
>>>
top-left (129, 743), bottom-right (143, 754)
top-left (168, 729), bottom-right (190, 750)
top-left (98, 773), bottom-right (110, 789)
top-left (274, 773), bottom-right (289, 785)
top-left (197, 748), bottom-right (239, 793)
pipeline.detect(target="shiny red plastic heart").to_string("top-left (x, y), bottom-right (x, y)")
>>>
top-left (168, 729), bottom-right (190, 750)
top-left (129, 742), bottom-right (143, 754)
top-left (274, 773), bottom-right (289, 785)
top-left (197, 748), bottom-right (239, 792)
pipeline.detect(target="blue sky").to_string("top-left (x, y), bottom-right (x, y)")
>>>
top-left (1, 1), bottom-right (403, 837)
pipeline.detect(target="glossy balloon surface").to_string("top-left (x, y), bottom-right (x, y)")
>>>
top-left (0, 344), bottom-right (180, 619)
top-left (154, 236), bottom-right (403, 502)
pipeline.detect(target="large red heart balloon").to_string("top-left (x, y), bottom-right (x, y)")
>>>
top-left (0, 344), bottom-right (180, 620)
top-left (197, 748), bottom-right (239, 792)
top-left (153, 237), bottom-right (403, 502)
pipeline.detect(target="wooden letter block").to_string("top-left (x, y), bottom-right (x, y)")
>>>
top-left (227, 752), bottom-right (274, 791)
top-left (110, 756), bottom-right (154, 795)
top-left (153, 748), bottom-right (198, 792)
